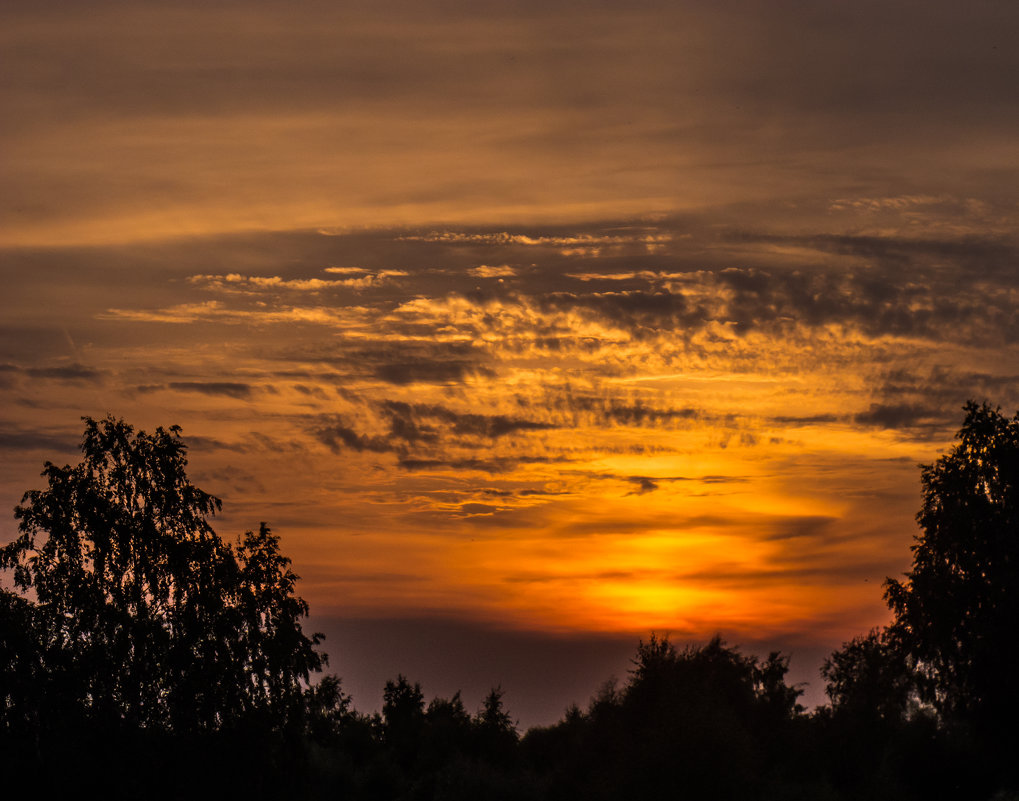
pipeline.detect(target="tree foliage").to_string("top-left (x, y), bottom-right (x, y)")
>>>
top-left (520, 634), bottom-right (808, 801)
top-left (818, 401), bottom-right (1019, 797)
top-left (821, 628), bottom-right (913, 724)
top-left (884, 401), bottom-right (1019, 747)
top-left (0, 416), bottom-right (324, 736)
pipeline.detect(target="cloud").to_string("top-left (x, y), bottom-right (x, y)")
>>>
top-left (565, 272), bottom-right (642, 283)
top-left (401, 231), bottom-right (671, 250)
top-left (189, 273), bottom-right (346, 292)
top-left (469, 264), bottom-right (516, 278)
top-left (1, 362), bottom-right (103, 382)
top-left (4, 1), bottom-right (1018, 248)
top-left (397, 456), bottom-right (563, 473)
top-left (627, 476), bottom-right (659, 494)
top-left (28, 364), bottom-right (103, 381)
top-left (540, 289), bottom-right (704, 335)
top-left (316, 423), bottom-right (396, 454)
top-left (291, 383), bottom-right (331, 400)
top-left (101, 221), bottom-right (1011, 363)
top-left (312, 402), bottom-right (556, 457)
top-left (324, 267), bottom-right (408, 279)
top-left (828, 194), bottom-right (951, 213)
top-left (399, 458), bottom-right (512, 473)
top-left (189, 270), bottom-right (409, 293)
top-left (769, 414), bottom-right (841, 426)
top-left (284, 340), bottom-right (495, 387)
top-left (381, 401), bottom-right (556, 440)
top-left (374, 360), bottom-right (482, 385)
top-left (352, 342), bottom-right (495, 386)
top-left (575, 471), bottom-right (749, 495)
top-left (100, 301), bottom-right (228, 324)
top-left (876, 367), bottom-right (1019, 405)
top-left (726, 231), bottom-right (1019, 277)
top-left (101, 301), bottom-right (351, 326)
top-left (544, 394), bottom-right (701, 428)
top-left (166, 382), bottom-right (255, 399)
top-left (0, 427), bottom-right (77, 452)
top-left (853, 403), bottom-right (955, 431)
top-left (183, 434), bottom-right (251, 453)
top-left (457, 503), bottom-right (500, 516)
top-left (480, 487), bottom-right (572, 500)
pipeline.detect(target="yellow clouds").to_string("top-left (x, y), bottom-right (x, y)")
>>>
top-left (405, 232), bottom-right (673, 258)
top-left (100, 300), bottom-right (363, 327)
top-left (190, 269), bottom-right (407, 292)
top-left (468, 265), bottom-right (517, 279)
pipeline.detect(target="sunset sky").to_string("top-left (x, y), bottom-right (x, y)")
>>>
top-left (2, 0), bottom-right (1018, 727)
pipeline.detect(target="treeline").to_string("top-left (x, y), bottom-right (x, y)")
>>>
top-left (290, 632), bottom-right (986, 800)
top-left (2, 403), bottom-right (1018, 800)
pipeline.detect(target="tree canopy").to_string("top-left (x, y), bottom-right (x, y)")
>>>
top-left (884, 401), bottom-right (1019, 750)
top-left (0, 415), bottom-right (324, 736)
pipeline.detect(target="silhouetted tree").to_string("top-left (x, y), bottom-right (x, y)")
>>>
top-left (884, 401), bottom-right (1019, 780)
top-left (0, 589), bottom-right (44, 752)
top-left (818, 629), bottom-right (921, 798)
top-left (822, 628), bottom-right (913, 724)
top-left (0, 416), bottom-right (324, 740)
top-left (428, 691), bottom-right (471, 733)
top-left (305, 674), bottom-right (353, 744)
top-left (522, 634), bottom-right (810, 801)
top-left (234, 522), bottom-right (325, 729)
top-left (383, 673), bottom-right (426, 770)
top-left (475, 686), bottom-right (518, 765)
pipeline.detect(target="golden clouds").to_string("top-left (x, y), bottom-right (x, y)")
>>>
top-left (2, 218), bottom-right (1014, 647)
top-left (3, 1), bottom-right (1019, 661)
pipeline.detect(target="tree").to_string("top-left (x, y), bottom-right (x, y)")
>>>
top-left (424, 690), bottom-right (472, 761)
top-left (821, 628), bottom-right (913, 724)
top-left (0, 589), bottom-right (43, 741)
top-left (475, 686), bottom-right (518, 764)
top-left (754, 650), bottom-right (804, 721)
top-left (476, 686), bottom-right (515, 734)
top-left (382, 673), bottom-right (426, 767)
top-left (0, 416), bottom-right (324, 736)
top-left (884, 402), bottom-right (1019, 762)
top-left (305, 674), bottom-right (354, 744)
top-left (584, 635), bottom-right (805, 800)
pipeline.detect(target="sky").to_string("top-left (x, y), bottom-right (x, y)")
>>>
top-left (2, 0), bottom-right (1018, 728)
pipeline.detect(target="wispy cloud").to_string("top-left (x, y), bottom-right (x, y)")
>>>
top-left (1, 363), bottom-right (104, 382)
top-left (401, 231), bottom-right (670, 247)
top-left (469, 264), bottom-right (517, 279)
top-left (189, 269), bottom-right (407, 292)
top-left (138, 382), bottom-right (256, 400)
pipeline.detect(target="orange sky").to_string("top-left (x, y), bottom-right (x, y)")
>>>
top-left (3, 0), bottom-right (1018, 726)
